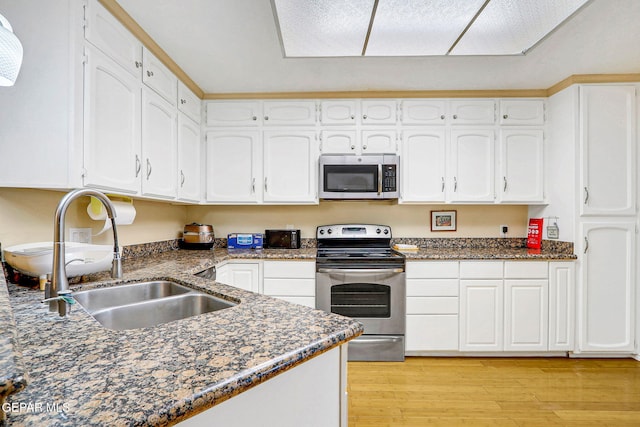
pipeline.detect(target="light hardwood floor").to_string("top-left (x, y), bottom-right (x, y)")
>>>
top-left (347, 357), bottom-right (640, 426)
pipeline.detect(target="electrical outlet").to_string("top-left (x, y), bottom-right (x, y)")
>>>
top-left (69, 228), bottom-right (92, 243)
top-left (500, 225), bottom-right (508, 238)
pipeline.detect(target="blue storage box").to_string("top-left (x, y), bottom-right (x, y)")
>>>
top-left (227, 233), bottom-right (263, 249)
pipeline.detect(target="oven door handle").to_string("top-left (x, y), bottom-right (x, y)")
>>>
top-left (317, 268), bottom-right (404, 274)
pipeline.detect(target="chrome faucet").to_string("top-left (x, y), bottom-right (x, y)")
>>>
top-left (48, 189), bottom-right (122, 316)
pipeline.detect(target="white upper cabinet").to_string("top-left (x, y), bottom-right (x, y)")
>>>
top-left (84, 0), bottom-right (142, 77)
top-left (177, 114), bottom-right (202, 202)
top-left (579, 85), bottom-right (636, 216)
top-left (206, 101), bottom-right (261, 127)
top-left (400, 100), bottom-right (447, 125)
top-left (449, 130), bottom-right (495, 202)
top-left (263, 101), bottom-right (317, 126)
top-left (400, 130), bottom-right (447, 202)
top-left (498, 129), bottom-right (544, 203)
top-left (361, 100), bottom-right (397, 125)
top-left (205, 131), bottom-right (261, 203)
top-left (450, 100), bottom-right (496, 125)
top-left (320, 130), bottom-right (358, 154)
top-left (320, 100), bottom-right (357, 125)
top-left (142, 48), bottom-right (177, 106)
top-left (83, 45), bottom-right (141, 194)
top-left (141, 87), bottom-right (178, 199)
top-left (263, 130), bottom-right (319, 203)
top-left (360, 130), bottom-right (397, 154)
top-left (178, 81), bottom-right (201, 124)
top-left (499, 99), bottom-right (545, 125)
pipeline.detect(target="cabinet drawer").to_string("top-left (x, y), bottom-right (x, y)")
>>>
top-left (406, 261), bottom-right (459, 279)
top-left (263, 101), bottom-right (317, 126)
top-left (406, 315), bottom-right (459, 351)
top-left (407, 279), bottom-right (458, 297)
top-left (205, 101), bottom-right (261, 127)
top-left (177, 81), bottom-right (201, 124)
top-left (407, 297), bottom-right (458, 315)
top-left (263, 261), bottom-right (315, 278)
top-left (504, 261), bottom-right (548, 279)
top-left (263, 278), bottom-right (315, 296)
top-left (142, 48), bottom-right (177, 106)
top-left (460, 261), bottom-right (503, 279)
top-left (499, 99), bottom-right (544, 125)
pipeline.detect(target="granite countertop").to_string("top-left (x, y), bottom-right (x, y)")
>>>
top-left (1, 249), bottom-right (361, 426)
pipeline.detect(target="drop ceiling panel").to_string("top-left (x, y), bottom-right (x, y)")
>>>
top-left (273, 0), bottom-right (375, 57)
top-left (451, 0), bottom-right (590, 55)
top-left (366, 0), bottom-right (487, 56)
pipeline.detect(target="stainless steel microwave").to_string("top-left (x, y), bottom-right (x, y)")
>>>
top-left (319, 154), bottom-right (399, 200)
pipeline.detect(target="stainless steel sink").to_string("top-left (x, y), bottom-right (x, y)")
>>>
top-left (73, 280), bottom-right (236, 330)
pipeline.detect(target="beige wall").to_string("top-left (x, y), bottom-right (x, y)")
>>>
top-left (0, 188), bottom-right (187, 248)
top-left (187, 202), bottom-right (529, 239)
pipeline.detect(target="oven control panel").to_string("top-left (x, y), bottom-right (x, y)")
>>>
top-left (317, 224), bottom-right (391, 238)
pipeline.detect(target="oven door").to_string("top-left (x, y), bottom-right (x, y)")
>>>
top-left (316, 268), bottom-right (405, 335)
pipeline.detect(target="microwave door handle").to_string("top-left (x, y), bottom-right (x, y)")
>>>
top-left (377, 164), bottom-right (383, 195)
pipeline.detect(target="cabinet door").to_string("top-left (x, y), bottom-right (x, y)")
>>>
top-left (142, 48), bottom-right (177, 106)
top-left (498, 129), bottom-right (544, 203)
top-left (450, 100), bottom-right (495, 125)
top-left (580, 85), bottom-right (636, 216)
top-left (400, 129), bottom-right (446, 202)
top-left (263, 130), bottom-right (319, 203)
top-left (406, 315), bottom-right (459, 351)
top-left (320, 100), bottom-right (357, 125)
top-left (141, 88), bottom-right (177, 199)
top-left (361, 100), bottom-right (397, 125)
top-left (178, 81), bottom-right (201, 124)
top-left (205, 101), bottom-right (261, 127)
top-left (549, 262), bottom-right (575, 351)
top-left (361, 130), bottom-right (397, 154)
top-left (83, 46), bottom-right (141, 194)
top-left (499, 99), bottom-right (545, 125)
top-left (320, 130), bottom-right (357, 154)
top-left (227, 263), bottom-right (260, 293)
top-left (459, 280), bottom-right (503, 351)
top-left (400, 100), bottom-right (447, 125)
top-left (177, 114), bottom-right (201, 202)
top-left (578, 222), bottom-right (635, 352)
top-left (205, 131), bottom-right (261, 203)
top-left (449, 130), bottom-right (495, 202)
top-left (263, 101), bottom-right (317, 126)
top-left (504, 280), bottom-right (548, 351)
top-left (84, 0), bottom-right (142, 77)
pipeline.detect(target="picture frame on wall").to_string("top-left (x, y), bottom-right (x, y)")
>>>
top-left (431, 210), bottom-right (457, 232)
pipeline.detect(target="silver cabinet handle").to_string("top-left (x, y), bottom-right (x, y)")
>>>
top-left (350, 145), bottom-right (355, 150)
top-left (180, 170), bottom-right (185, 187)
top-left (503, 114), bottom-right (508, 119)
top-left (264, 177), bottom-right (268, 192)
top-left (453, 114), bottom-right (458, 119)
top-left (252, 116), bottom-right (257, 121)
top-left (503, 176), bottom-right (508, 192)
top-left (441, 177), bottom-right (445, 192)
top-left (135, 155), bottom-right (141, 177)
top-left (135, 61), bottom-right (142, 68)
top-left (350, 115), bottom-right (355, 119)
top-left (584, 236), bottom-right (589, 254)
top-left (251, 178), bottom-right (256, 194)
top-left (264, 116), bottom-right (269, 121)
top-left (180, 99), bottom-right (187, 105)
top-left (440, 114), bottom-right (445, 120)
top-left (146, 70), bottom-right (154, 77)
top-left (363, 114), bottom-right (368, 120)
top-left (584, 187), bottom-right (589, 204)
top-left (454, 176), bottom-right (458, 192)
top-left (317, 268), bottom-right (404, 274)
top-left (146, 158), bottom-right (152, 180)
top-left (363, 145), bottom-right (367, 150)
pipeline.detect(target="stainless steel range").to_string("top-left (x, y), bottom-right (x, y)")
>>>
top-left (315, 224), bottom-right (406, 362)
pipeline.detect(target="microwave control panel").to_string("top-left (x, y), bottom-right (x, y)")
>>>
top-left (383, 165), bottom-right (397, 192)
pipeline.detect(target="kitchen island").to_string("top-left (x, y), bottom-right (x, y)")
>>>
top-left (1, 249), bottom-right (361, 426)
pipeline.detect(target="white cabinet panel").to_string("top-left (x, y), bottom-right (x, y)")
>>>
top-left (263, 279), bottom-right (315, 296)
top-left (498, 129), bottom-right (544, 203)
top-left (205, 101), bottom-right (261, 127)
top-left (407, 297), bottom-right (458, 314)
top-left (459, 280), bottom-right (503, 351)
top-left (320, 130), bottom-right (357, 154)
top-left (504, 280), bottom-right (548, 351)
top-left (83, 45), bottom-right (141, 194)
top-left (361, 130), bottom-right (397, 154)
top-left (549, 262), bottom-right (575, 351)
top-left (578, 221), bottom-right (635, 353)
top-left (459, 261), bottom-right (503, 279)
top-left (142, 48), bottom-right (177, 106)
top-left (205, 131), bottom-right (261, 203)
top-left (450, 100), bottom-right (495, 125)
top-left (227, 263), bottom-right (260, 293)
top-left (499, 99), bottom-right (545, 125)
top-left (263, 101), bottom-right (317, 126)
top-left (449, 129), bottom-right (495, 202)
top-left (406, 261), bottom-right (459, 279)
top-left (178, 81), bottom-right (201, 124)
top-left (400, 129), bottom-right (447, 202)
top-left (400, 100), bottom-right (447, 125)
top-left (504, 261), bottom-right (548, 279)
top-left (407, 279), bottom-right (459, 297)
top-left (406, 315), bottom-right (459, 351)
top-left (263, 130), bottom-right (319, 203)
top-left (177, 114), bottom-right (201, 202)
top-left (141, 88), bottom-right (177, 199)
top-left (361, 100), bottom-right (397, 125)
top-left (263, 261), bottom-right (316, 307)
top-left (320, 100), bottom-right (357, 125)
top-left (579, 85), bottom-right (636, 216)
top-left (263, 261), bottom-right (316, 278)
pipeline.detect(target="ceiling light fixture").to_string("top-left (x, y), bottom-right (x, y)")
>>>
top-left (0, 12), bottom-right (23, 86)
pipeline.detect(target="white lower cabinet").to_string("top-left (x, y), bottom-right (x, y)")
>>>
top-left (215, 262), bottom-right (260, 293)
top-left (263, 261), bottom-right (316, 308)
top-left (460, 279), bottom-right (504, 351)
top-left (549, 262), bottom-right (575, 351)
top-left (504, 279), bottom-right (548, 351)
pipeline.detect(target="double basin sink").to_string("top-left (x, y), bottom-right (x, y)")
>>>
top-left (73, 280), bottom-right (236, 330)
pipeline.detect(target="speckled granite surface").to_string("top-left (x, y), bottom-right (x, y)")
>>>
top-left (2, 250), bottom-right (360, 426)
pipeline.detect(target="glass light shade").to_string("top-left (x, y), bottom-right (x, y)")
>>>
top-left (0, 12), bottom-right (23, 86)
